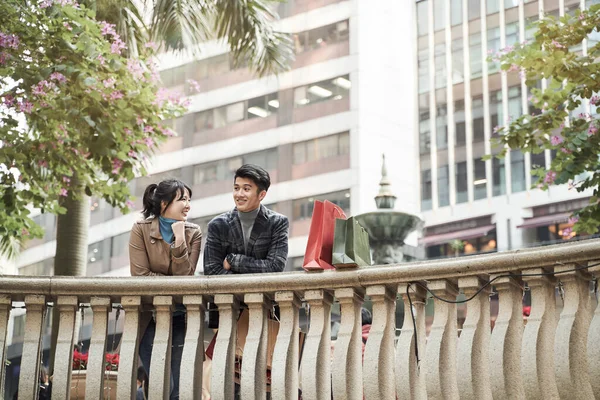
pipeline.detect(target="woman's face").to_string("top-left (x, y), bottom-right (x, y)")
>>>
top-left (161, 188), bottom-right (191, 221)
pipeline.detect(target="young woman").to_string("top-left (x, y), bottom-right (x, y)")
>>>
top-left (129, 179), bottom-right (202, 399)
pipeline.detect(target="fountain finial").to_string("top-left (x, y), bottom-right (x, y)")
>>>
top-left (375, 154), bottom-right (396, 209)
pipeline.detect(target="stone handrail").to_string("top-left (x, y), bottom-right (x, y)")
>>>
top-left (1, 238), bottom-right (600, 399)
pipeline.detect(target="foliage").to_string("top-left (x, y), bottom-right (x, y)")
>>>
top-left (0, 0), bottom-right (187, 257)
top-left (490, 4), bottom-right (600, 235)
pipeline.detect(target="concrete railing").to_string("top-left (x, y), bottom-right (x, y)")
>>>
top-left (2, 238), bottom-right (600, 399)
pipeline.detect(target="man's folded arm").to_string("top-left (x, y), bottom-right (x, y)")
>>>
top-left (203, 220), bottom-right (233, 275)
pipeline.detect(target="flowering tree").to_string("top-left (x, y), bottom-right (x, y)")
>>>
top-left (492, 4), bottom-right (600, 235)
top-left (0, 0), bottom-right (187, 259)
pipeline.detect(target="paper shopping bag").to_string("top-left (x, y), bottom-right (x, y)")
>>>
top-left (302, 200), bottom-right (347, 271)
top-left (332, 217), bottom-right (372, 268)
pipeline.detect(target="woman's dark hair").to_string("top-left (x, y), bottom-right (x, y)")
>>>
top-left (234, 164), bottom-right (271, 192)
top-left (141, 179), bottom-right (192, 219)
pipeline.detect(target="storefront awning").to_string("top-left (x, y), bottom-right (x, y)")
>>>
top-left (419, 224), bottom-right (496, 247)
top-left (516, 212), bottom-right (572, 229)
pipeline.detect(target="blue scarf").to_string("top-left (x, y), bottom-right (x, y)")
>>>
top-left (159, 216), bottom-right (178, 244)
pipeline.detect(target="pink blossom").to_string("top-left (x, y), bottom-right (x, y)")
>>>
top-left (508, 64), bottom-right (520, 72)
top-left (551, 40), bottom-right (564, 49)
top-left (103, 77), bottom-right (116, 88)
top-left (111, 37), bottom-right (126, 54)
top-left (568, 216), bottom-right (579, 225)
top-left (127, 59), bottom-right (144, 79)
top-left (2, 94), bottom-right (15, 107)
top-left (562, 227), bottom-right (573, 237)
top-left (560, 147), bottom-right (572, 154)
top-left (162, 128), bottom-right (176, 137)
top-left (59, 188), bottom-right (68, 197)
top-left (112, 158), bottom-right (123, 174)
top-left (0, 33), bottom-right (20, 49)
top-left (136, 116), bottom-right (144, 125)
top-left (124, 128), bottom-right (132, 135)
top-left (21, 228), bottom-right (30, 236)
top-left (100, 21), bottom-right (116, 37)
top-left (97, 54), bottom-right (106, 65)
top-left (38, 160), bottom-right (48, 168)
top-left (144, 125), bottom-right (154, 133)
top-left (63, 22), bottom-right (72, 31)
top-left (493, 125), bottom-right (501, 134)
top-left (187, 79), bottom-right (201, 93)
top-left (110, 90), bottom-right (124, 100)
top-left (559, 122), bottom-right (565, 129)
top-left (62, 176), bottom-right (71, 183)
top-left (144, 41), bottom-right (158, 51)
top-left (579, 12), bottom-right (586, 20)
top-left (40, 0), bottom-right (53, 8)
top-left (144, 137), bottom-right (154, 147)
top-left (125, 200), bottom-right (135, 209)
top-left (590, 95), bottom-right (599, 106)
top-left (0, 52), bottom-right (8, 65)
top-left (544, 171), bottom-right (556, 184)
top-left (551, 135), bottom-right (563, 145)
top-left (128, 150), bottom-right (136, 157)
top-left (50, 72), bottom-right (67, 83)
top-left (588, 125), bottom-right (598, 136)
top-left (19, 101), bottom-right (34, 114)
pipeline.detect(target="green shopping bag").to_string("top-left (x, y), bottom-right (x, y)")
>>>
top-left (332, 217), bottom-right (372, 268)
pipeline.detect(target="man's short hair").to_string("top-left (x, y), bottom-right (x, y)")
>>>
top-left (361, 308), bottom-right (372, 325)
top-left (234, 164), bottom-right (271, 192)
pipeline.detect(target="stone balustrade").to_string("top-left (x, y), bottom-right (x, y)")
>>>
top-left (2, 238), bottom-right (600, 399)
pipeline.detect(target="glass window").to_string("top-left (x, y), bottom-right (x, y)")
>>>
top-left (292, 190), bottom-right (350, 221)
top-left (247, 94), bottom-right (277, 119)
top-left (421, 170), bottom-right (433, 211)
top-left (293, 21), bottom-right (349, 53)
top-left (160, 65), bottom-right (186, 88)
top-left (87, 239), bottom-right (109, 276)
top-left (419, 94), bottom-right (431, 155)
top-left (418, 49), bottom-right (430, 93)
top-left (456, 161), bottom-right (468, 203)
top-left (472, 95), bottom-right (485, 142)
top-left (451, 0), bottom-right (463, 26)
top-left (417, 0), bottom-right (429, 36)
top-left (525, 15), bottom-right (538, 41)
top-left (294, 75), bottom-right (351, 108)
top-left (438, 165), bottom-right (450, 207)
top-left (490, 90), bottom-right (502, 134)
top-left (436, 100), bottom-right (448, 149)
top-left (506, 22), bottom-right (519, 49)
top-left (434, 44), bottom-right (446, 89)
top-left (434, 0), bottom-right (446, 31)
top-left (455, 99), bottom-right (466, 145)
top-left (452, 39), bottom-right (464, 84)
top-left (487, 0), bottom-right (499, 14)
top-left (511, 150), bottom-right (526, 193)
top-left (194, 161), bottom-right (220, 185)
top-left (493, 156), bottom-right (506, 196)
top-left (530, 151), bottom-right (546, 185)
top-left (468, 0), bottom-right (481, 20)
top-left (19, 258), bottom-right (54, 276)
top-left (470, 34), bottom-right (482, 78)
top-left (488, 27), bottom-right (501, 74)
top-left (474, 158), bottom-right (487, 200)
top-left (508, 85), bottom-right (522, 121)
top-left (292, 133), bottom-right (348, 164)
top-left (194, 110), bottom-right (214, 132)
top-left (505, 0), bottom-right (519, 8)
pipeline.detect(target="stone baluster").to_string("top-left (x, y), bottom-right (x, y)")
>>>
top-left (588, 262), bottom-right (600, 399)
top-left (180, 295), bottom-right (205, 400)
top-left (85, 297), bottom-right (111, 400)
top-left (149, 296), bottom-right (173, 400)
top-left (241, 293), bottom-right (271, 400)
top-left (211, 294), bottom-right (239, 400)
top-left (116, 296), bottom-right (142, 399)
top-left (0, 295), bottom-right (10, 397)
top-left (457, 277), bottom-right (492, 400)
top-left (51, 296), bottom-right (78, 400)
top-left (521, 269), bottom-right (559, 399)
top-left (332, 287), bottom-right (364, 400)
top-left (271, 291), bottom-right (301, 400)
top-left (396, 283), bottom-right (427, 400)
top-left (554, 265), bottom-right (594, 399)
top-left (18, 295), bottom-right (46, 399)
top-left (489, 275), bottom-right (525, 399)
top-left (364, 285), bottom-right (396, 400)
top-left (424, 280), bottom-right (459, 400)
top-left (301, 289), bottom-right (333, 400)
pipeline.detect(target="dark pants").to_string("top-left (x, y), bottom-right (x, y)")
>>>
top-left (139, 314), bottom-right (186, 400)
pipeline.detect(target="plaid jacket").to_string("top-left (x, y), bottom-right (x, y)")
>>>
top-left (203, 204), bottom-right (289, 275)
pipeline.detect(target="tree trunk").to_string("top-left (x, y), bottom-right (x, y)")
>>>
top-left (49, 181), bottom-right (90, 374)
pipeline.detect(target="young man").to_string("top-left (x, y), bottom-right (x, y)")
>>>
top-left (203, 164), bottom-right (289, 275)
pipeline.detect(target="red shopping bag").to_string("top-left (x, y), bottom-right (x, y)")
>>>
top-left (302, 200), bottom-right (347, 271)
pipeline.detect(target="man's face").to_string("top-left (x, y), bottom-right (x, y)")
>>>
top-left (233, 177), bottom-right (265, 212)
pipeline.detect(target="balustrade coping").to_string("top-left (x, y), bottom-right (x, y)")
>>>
top-left (1, 238), bottom-right (600, 301)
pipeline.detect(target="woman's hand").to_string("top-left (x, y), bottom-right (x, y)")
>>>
top-left (172, 221), bottom-right (185, 247)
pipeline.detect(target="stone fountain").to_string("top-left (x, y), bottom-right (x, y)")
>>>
top-left (354, 155), bottom-right (423, 264)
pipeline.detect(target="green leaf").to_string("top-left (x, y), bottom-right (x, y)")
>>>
top-left (83, 77), bottom-right (97, 86)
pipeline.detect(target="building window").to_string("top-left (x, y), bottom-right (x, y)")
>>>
top-left (488, 27), bottom-right (501, 74)
top-left (505, 0), bottom-right (519, 9)
top-left (160, 65), bottom-right (186, 88)
top-left (434, 0), bottom-right (446, 31)
top-left (525, 15), bottom-right (539, 42)
top-left (110, 232), bottom-right (130, 260)
top-left (451, 0), bottom-right (462, 26)
top-left (468, 0), bottom-right (481, 20)
top-left (452, 39), bottom-right (464, 84)
top-left (434, 44), bottom-right (446, 89)
top-left (456, 161), bottom-right (468, 203)
top-left (511, 150), bottom-right (526, 193)
top-left (438, 165), bottom-right (450, 207)
top-left (188, 53), bottom-right (231, 83)
top-left (292, 190), bottom-right (350, 221)
top-left (508, 85), bottom-right (522, 121)
top-left (292, 132), bottom-right (350, 164)
top-left (418, 49), bottom-right (430, 93)
top-left (493, 156), bottom-right (506, 196)
top-left (417, 0), bottom-right (429, 36)
top-left (19, 258), bottom-right (54, 276)
top-left (490, 90), bottom-right (501, 133)
top-left (472, 95), bottom-right (485, 142)
top-left (474, 158), bottom-right (487, 200)
top-left (419, 94), bottom-right (431, 154)
top-left (294, 75), bottom-right (350, 107)
top-left (487, 0), bottom-right (499, 14)
top-left (436, 102), bottom-right (448, 150)
top-left (470, 33), bottom-right (482, 78)
top-left (247, 93), bottom-right (278, 119)
top-left (88, 239), bottom-right (109, 276)
top-left (421, 170), bottom-right (433, 211)
top-left (293, 20), bottom-right (349, 54)
top-left (193, 148), bottom-right (278, 185)
top-left (530, 151), bottom-right (546, 185)
top-left (426, 229), bottom-right (497, 258)
top-left (455, 99), bottom-right (466, 145)
top-left (506, 22), bottom-right (519, 47)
